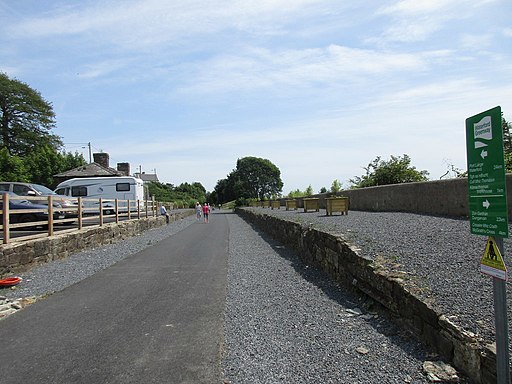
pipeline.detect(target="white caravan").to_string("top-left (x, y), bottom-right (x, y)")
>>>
top-left (54, 176), bottom-right (145, 214)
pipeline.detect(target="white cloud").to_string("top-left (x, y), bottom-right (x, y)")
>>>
top-left (375, 0), bottom-right (501, 44)
top-left (8, 0), bottom-right (326, 48)
top-left (177, 44), bottom-right (426, 95)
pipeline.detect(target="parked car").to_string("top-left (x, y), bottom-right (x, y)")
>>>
top-left (0, 182), bottom-right (78, 216)
top-left (0, 191), bottom-right (65, 227)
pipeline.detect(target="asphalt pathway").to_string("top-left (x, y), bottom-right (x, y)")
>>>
top-left (0, 215), bottom-right (228, 384)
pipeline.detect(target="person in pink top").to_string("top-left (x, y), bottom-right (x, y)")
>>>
top-left (202, 203), bottom-right (210, 223)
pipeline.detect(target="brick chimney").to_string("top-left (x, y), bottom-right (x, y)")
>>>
top-left (93, 152), bottom-right (109, 169)
top-left (117, 162), bottom-right (130, 176)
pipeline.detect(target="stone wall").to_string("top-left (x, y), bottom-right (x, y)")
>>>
top-left (236, 208), bottom-right (497, 384)
top-left (282, 175), bottom-right (512, 220)
top-left (0, 210), bottom-right (194, 276)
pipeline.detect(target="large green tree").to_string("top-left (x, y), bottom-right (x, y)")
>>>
top-left (0, 72), bottom-right (61, 156)
top-left (350, 154), bottom-right (429, 188)
top-left (213, 156), bottom-right (283, 203)
top-left (234, 157), bottom-right (283, 200)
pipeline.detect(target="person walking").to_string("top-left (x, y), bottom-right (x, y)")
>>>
top-left (202, 203), bottom-right (210, 223)
top-left (195, 202), bottom-right (202, 221)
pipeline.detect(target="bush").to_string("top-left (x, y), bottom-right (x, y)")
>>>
top-left (235, 197), bottom-right (250, 207)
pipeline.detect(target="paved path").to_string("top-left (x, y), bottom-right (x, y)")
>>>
top-left (0, 215), bottom-right (228, 384)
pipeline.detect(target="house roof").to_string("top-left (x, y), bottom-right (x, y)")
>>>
top-left (135, 172), bottom-right (159, 182)
top-left (54, 162), bottom-right (124, 178)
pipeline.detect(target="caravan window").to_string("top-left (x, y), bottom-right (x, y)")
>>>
top-left (116, 183), bottom-right (130, 192)
top-left (71, 186), bottom-right (87, 197)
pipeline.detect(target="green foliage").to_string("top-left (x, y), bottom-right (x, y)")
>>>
top-left (24, 146), bottom-right (86, 188)
top-left (213, 156), bottom-right (283, 203)
top-left (174, 182), bottom-right (206, 202)
top-left (146, 181), bottom-right (207, 207)
top-left (304, 184), bottom-right (314, 196)
top-left (287, 189), bottom-right (305, 198)
top-left (350, 154), bottom-right (429, 188)
top-left (0, 146), bottom-right (85, 187)
top-left (0, 147), bottom-right (29, 182)
top-left (319, 187), bottom-right (327, 194)
top-left (235, 197), bottom-right (250, 207)
top-left (330, 179), bottom-right (342, 193)
top-left (0, 72), bottom-right (61, 157)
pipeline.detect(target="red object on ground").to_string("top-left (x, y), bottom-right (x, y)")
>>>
top-left (0, 277), bottom-right (22, 287)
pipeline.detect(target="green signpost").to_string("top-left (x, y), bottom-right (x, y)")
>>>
top-left (466, 106), bottom-right (509, 383)
top-left (466, 106), bottom-right (508, 237)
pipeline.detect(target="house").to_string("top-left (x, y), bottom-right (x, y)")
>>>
top-left (53, 153), bottom-right (131, 185)
top-left (134, 171), bottom-right (160, 183)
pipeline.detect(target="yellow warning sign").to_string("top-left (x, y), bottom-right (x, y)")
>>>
top-left (480, 236), bottom-right (507, 280)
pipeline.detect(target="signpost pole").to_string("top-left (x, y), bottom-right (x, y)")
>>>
top-left (493, 237), bottom-right (510, 383)
top-left (466, 106), bottom-right (510, 382)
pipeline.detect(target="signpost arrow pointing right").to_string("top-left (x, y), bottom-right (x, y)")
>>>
top-left (483, 199), bottom-right (491, 209)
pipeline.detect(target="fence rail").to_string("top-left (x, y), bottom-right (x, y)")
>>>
top-left (1, 194), bottom-right (168, 245)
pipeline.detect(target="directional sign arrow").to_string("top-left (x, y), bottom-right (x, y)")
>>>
top-left (481, 149), bottom-right (488, 159)
top-left (483, 199), bottom-right (491, 209)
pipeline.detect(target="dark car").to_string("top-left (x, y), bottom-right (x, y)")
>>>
top-left (0, 191), bottom-right (65, 227)
top-left (0, 182), bottom-right (78, 217)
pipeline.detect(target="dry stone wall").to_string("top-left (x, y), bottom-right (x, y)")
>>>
top-left (236, 208), bottom-right (498, 384)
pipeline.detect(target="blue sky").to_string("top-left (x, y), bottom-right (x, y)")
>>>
top-left (1, 1), bottom-right (511, 194)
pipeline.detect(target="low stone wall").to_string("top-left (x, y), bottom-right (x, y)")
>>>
top-left (282, 175), bottom-right (512, 220)
top-left (237, 208), bottom-right (497, 384)
top-left (0, 210), bottom-right (194, 276)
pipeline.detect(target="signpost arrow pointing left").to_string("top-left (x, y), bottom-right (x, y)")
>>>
top-left (481, 149), bottom-right (488, 159)
top-left (483, 199), bottom-right (491, 209)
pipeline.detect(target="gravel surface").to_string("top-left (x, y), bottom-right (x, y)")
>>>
top-left (222, 213), bottom-right (446, 383)
top-left (243, 208), bottom-right (512, 348)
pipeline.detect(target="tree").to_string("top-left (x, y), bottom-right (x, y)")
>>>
top-left (23, 146), bottom-right (86, 188)
top-left (235, 157), bottom-right (283, 200)
top-left (287, 189), bottom-right (305, 198)
top-left (330, 179), bottom-right (342, 193)
top-left (0, 73), bottom-right (61, 156)
top-left (0, 148), bottom-right (29, 182)
top-left (350, 154), bottom-right (429, 188)
top-left (146, 181), bottom-right (207, 207)
top-left (304, 184), bottom-right (314, 196)
top-left (213, 156), bottom-right (283, 203)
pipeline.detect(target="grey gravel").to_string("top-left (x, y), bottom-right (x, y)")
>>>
top-left (222, 213), bottom-right (441, 383)
top-left (245, 207), bottom-right (512, 349)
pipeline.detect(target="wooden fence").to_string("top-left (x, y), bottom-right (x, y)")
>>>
top-left (0, 194), bottom-right (170, 245)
